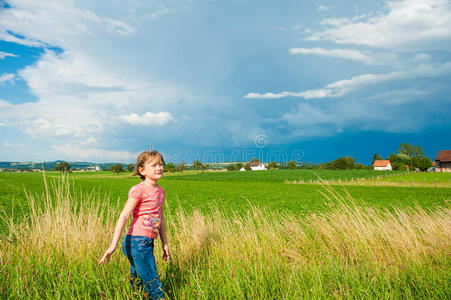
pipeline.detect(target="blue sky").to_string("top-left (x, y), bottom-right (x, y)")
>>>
top-left (0, 0), bottom-right (450, 164)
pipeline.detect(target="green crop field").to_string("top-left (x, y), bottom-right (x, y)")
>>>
top-left (165, 169), bottom-right (405, 182)
top-left (1, 171), bottom-right (450, 233)
top-left (378, 172), bottom-right (451, 183)
top-left (1, 170), bottom-right (450, 299)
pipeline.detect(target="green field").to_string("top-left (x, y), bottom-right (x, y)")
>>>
top-left (1, 171), bottom-right (450, 233)
top-left (379, 172), bottom-right (451, 183)
top-left (165, 169), bottom-right (405, 182)
top-left (1, 170), bottom-right (450, 299)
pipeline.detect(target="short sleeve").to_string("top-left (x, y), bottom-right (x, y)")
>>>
top-left (160, 187), bottom-right (166, 203)
top-left (128, 185), bottom-right (142, 201)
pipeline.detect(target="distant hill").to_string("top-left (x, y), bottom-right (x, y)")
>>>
top-left (0, 161), bottom-right (127, 171)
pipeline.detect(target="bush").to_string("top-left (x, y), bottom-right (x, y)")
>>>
top-left (54, 162), bottom-right (71, 172)
top-left (110, 163), bottom-right (123, 173)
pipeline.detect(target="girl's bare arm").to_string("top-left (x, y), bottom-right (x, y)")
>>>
top-left (159, 213), bottom-right (170, 261)
top-left (98, 197), bottom-right (138, 265)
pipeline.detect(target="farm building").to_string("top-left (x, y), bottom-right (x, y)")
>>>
top-left (249, 161), bottom-right (267, 171)
top-left (84, 165), bottom-right (100, 172)
top-left (373, 160), bottom-right (392, 171)
top-left (433, 150), bottom-right (451, 172)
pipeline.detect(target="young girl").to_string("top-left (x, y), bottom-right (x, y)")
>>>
top-left (99, 150), bottom-right (170, 299)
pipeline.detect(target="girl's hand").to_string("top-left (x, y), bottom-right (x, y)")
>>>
top-left (162, 244), bottom-right (170, 262)
top-left (98, 247), bottom-right (116, 265)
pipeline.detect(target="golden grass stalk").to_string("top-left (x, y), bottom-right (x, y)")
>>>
top-left (1, 173), bottom-right (449, 285)
top-left (169, 182), bottom-right (450, 272)
top-left (1, 174), bottom-right (120, 265)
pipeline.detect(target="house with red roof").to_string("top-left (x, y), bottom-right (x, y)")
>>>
top-left (373, 160), bottom-right (392, 171)
top-left (433, 150), bottom-right (451, 172)
top-left (249, 161), bottom-right (267, 171)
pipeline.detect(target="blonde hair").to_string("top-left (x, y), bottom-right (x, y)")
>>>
top-left (133, 150), bottom-right (165, 180)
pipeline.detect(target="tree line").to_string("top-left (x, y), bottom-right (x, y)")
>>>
top-left (52, 142), bottom-right (434, 173)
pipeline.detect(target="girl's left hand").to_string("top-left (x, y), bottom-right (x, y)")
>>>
top-left (99, 247), bottom-right (115, 265)
top-left (162, 244), bottom-right (170, 261)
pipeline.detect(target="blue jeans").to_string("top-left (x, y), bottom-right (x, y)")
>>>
top-left (122, 235), bottom-right (164, 299)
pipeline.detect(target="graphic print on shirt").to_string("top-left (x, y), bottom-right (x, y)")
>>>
top-left (140, 191), bottom-right (162, 235)
top-left (141, 214), bottom-right (161, 235)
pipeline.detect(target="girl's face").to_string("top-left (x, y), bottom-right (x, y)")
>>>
top-left (139, 158), bottom-right (164, 181)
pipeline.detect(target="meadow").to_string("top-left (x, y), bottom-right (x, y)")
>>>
top-left (1, 170), bottom-right (450, 298)
top-left (164, 169), bottom-right (406, 182)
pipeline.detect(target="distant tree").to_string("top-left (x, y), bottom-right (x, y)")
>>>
top-left (193, 160), bottom-right (202, 172)
top-left (328, 156), bottom-right (355, 170)
top-left (127, 164), bottom-right (135, 172)
top-left (250, 157), bottom-right (260, 163)
top-left (413, 145), bottom-right (424, 159)
top-left (355, 163), bottom-right (365, 169)
top-left (396, 153), bottom-right (410, 163)
top-left (387, 153), bottom-right (407, 170)
top-left (387, 153), bottom-right (402, 170)
top-left (55, 162), bottom-right (71, 172)
top-left (176, 162), bottom-right (186, 173)
top-left (243, 163), bottom-right (251, 170)
top-left (397, 164), bottom-right (408, 171)
top-left (399, 143), bottom-right (425, 168)
top-left (268, 161), bottom-right (277, 169)
top-left (287, 160), bottom-right (297, 169)
top-left (164, 162), bottom-right (175, 172)
top-left (372, 153), bottom-right (382, 164)
top-left (227, 164), bottom-right (236, 171)
top-left (398, 143), bottom-right (414, 157)
top-left (417, 157), bottom-right (432, 171)
top-left (235, 163), bottom-right (243, 170)
top-left (110, 163), bottom-right (123, 174)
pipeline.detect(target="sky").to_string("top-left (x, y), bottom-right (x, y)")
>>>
top-left (0, 0), bottom-right (450, 164)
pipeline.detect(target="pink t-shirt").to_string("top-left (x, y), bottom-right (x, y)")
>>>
top-left (126, 182), bottom-right (165, 239)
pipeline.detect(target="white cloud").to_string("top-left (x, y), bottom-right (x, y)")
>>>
top-left (23, 118), bottom-right (81, 137)
top-left (52, 144), bottom-right (137, 162)
top-left (414, 53), bottom-right (432, 61)
top-left (245, 61), bottom-right (451, 99)
top-left (79, 137), bottom-right (96, 146)
top-left (278, 85), bottom-right (447, 139)
top-left (282, 103), bottom-right (334, 127)
top-left (0, 44), bottom-right (182, 145)
top-left (0, 0), bottom-right (135, 48)
top-left (19, 50), bottom-right (130, 96)
top-left (137, 5), bottom-right (171, 21)
top-left (0, 51), bottom-right (18, 59)
top-left (289, 47), bottom-right (371, 64)
top-left (1, 0), bottom-right (448, 161)
top-left (0, 73), bottom-right (15, 84)
top-left (308, 0), bottom-right (451, 51)
top-left (319, 17), bottom-right (350, 27)
top-left (318, 5), bottom-right (333, 11)
top-left (118, 112), bottom-right (174, 126)
top-left (245, 89), bottom-right (335, 99)
top-left (0, 99), bottom-right (12, 109)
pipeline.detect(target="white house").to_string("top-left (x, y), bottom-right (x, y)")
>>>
top-left (85, 165), bottom-right (100, 172)
top-left (240, 167), bottom-right (246, 171)
top-left (249, 161), bottom-right (267, 171)
top-left (373, 160), bottom-right (392, 171)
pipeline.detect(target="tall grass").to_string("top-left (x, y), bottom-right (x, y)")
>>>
top-left (1, 176), bottom-right (450, 299)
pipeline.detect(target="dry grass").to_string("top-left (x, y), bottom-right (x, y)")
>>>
top-left (1, 174), bottom-right (450, 298)
top-left (169, 187), bottom-right (450, 270)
